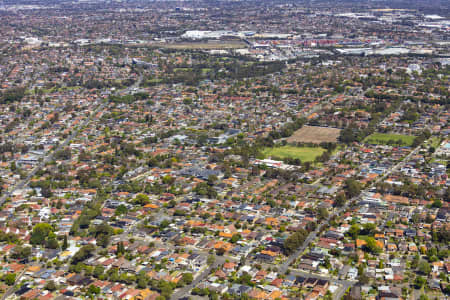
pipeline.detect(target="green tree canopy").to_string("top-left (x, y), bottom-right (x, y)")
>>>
top-left (365, 237), bottom-right (381, 254)
top-left (418, 260), bottom-right (431, 275)
top-left (283, 229), bottom-right (308, 255)
top-left (71, 244), bottom-right (95, 264)
top-left (344, 179), bottom-right (362, 198)
top-left (3, 273), bottom-right (16, 285)
top-left (134, 194), bottom-right (150, 205)
top-left (30, 223), bottom-right (53, 245)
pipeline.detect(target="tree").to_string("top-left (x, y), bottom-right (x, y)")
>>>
top-left (436, 227), bottom-right (450, 243)
top-left (62, 235), bottom-right (68, 250)
top-left (41, 185), bottom-right (53, 198)
top-left (214, 213), bottom-right (223, 221)
top-left (239, 256), bottom-right (246, 266)
top-left (426, 248), bottom-right (438, 261)
top-left (10, 246), bottom-right (31, 260)
top-left (411, 213), bottom-right (420, 224)
top-left (181, 273), bottom-right (193, 285)
top-left (438, 249), bottom-right (448, 260)
top-left (71, 244), bottom-right (95, 264)
top-left (97, 234), bottom-right (110, 248)
top-left (91, 223), bottom-right (113, 237)
top-left (162, 175), bottom-right (175, 185)
top-left (283, 229), bottom-right (308, 255)
top-left (93, 265), bottom-right (104, 279)
top-left (1, 87), bottom-right (25, 103)
top-left (173, 209), bottom-right (186, 216)
top-left (134, 194), bottom-right (150, 205)
top-left (216, 248), bottom-right (226, 256)
top-left (414, 276), bottom-right (426, 289)
top-left (159, 219), bottom-right (170, 230)
top-left (348, 224), bottom-right (360, 239)
top-left (207, 175), bottom-right (218, 186)
top-left (334, 193), bottom-right (346, 207)
top-left (107, 267), bottom-right (120, 282)
top-left (339, 126), bottom-right (358, 144)
top-left (344, 179), bottom-right (362, 198)
top-left (30, 223), bottom-right (53, 245)
top-left (323, 257), bottom-right (331, 269)
top-left (365, 237), bottom-right (381, 254)
top-left (91, 223), bottom-right (113, 248)
top-left (54, 147), bottom-right (72, 160)
top-left (3, 273), bottom-right (16, 285)
top-left (193, 182), bottom-right (217, 198)
top-left (88, 284), bottom-right (100, 295)
top-left (237, 272), bottom-right (253, 286)
top-left (115, 204), bottom-right (128, 215)
top-left (207, 255), bottom-right (215, 265)
top-left (230, 233), bottom-right (241, 243)
top-left (411, 254), bottom-right (420, 269)
top-left (136, 271), bottom-right (149, 289)
top-left (361, 223), bottom-right (376, 236)
top-left (418, 260), bottom-right (431, 275)
top-left (431, 199), bottom-right (442, 208)
top-left (210, 291), bottom-right (219, 300)
top-left (358, 272), bottom-right (369, 285)
top-left (317, 207), bottom-right (329, 220)
top-left (45, 280), bottom-right (57, 291)
top-left (117, 242), bottom-right (125, 256)
top-left (158, 280), bottom-right (175, 299)
top-left (443, 285), bottom-right (450, 295)
top-left (46, 232), bottom-right (59, 249)
top-left (137, 276), bottom-right (148, 289)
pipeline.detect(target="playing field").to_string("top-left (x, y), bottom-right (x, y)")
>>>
top-left (262, 145), bottom-right (326, 162)
top-left (364, 133), bottom-right (415, 146)
top-left (286, 126), bottom-right (341, 144)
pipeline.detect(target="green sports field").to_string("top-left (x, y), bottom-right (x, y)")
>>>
top-left (364, 133), bottom-right (415, 146)
top-left (262, 145), bottom-right (326, 162)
